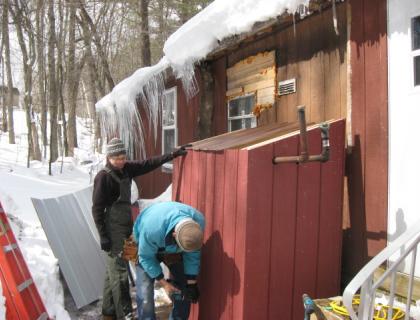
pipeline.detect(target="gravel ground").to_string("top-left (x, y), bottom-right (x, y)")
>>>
top-left (63, 275), bottom-right (172, 319)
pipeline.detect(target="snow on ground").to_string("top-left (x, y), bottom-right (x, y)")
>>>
top-left (0, 109), bottom-right (101, 319)
top-left (0, 109), bottom-right (172, 319)
top-left (0, 281), bottom-right (5, 320)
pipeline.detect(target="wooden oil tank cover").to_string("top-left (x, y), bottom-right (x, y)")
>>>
top-left (172, 117), bottom-right (346, 320)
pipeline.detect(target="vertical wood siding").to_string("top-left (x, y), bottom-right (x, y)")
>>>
top-left (342, 0), bottom-right (388, 280)
top-left (173, 119), bottom-right (346, 319)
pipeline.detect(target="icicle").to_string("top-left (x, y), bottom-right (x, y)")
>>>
top-left (96, 59), bottom-right (169, 159)
top-left (293, 13), bottom-right (296, 37)
top-left (173, 60), bottom-right (199, 100)
top-left (332, 0), bottom-right (339, 35)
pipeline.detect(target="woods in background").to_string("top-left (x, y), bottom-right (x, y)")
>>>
top-left (0, 0), bottom-right (211, 174)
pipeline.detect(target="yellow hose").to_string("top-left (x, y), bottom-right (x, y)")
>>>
top-left (329, 296), bottom-right (405, 320)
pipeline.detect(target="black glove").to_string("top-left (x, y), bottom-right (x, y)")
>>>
top-left (100, 237), bottom-right (111, 252)
top-left (184, 283), bottom-right (199, 303)
top-left (172, 144), bottom-right (192, 158)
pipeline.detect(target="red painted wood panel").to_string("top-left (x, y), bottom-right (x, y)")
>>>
top-left (292, 129), bottom-right (322, 320)
top-left (344, 0), bottom-right (388, 282)
top-left (219, 150), bottom-right (239, 319)
top-left (242, 144), bottom-right (274, 320)
top-left (268, 135), bottom-right (299, 320)
top-left (174, 120), bottom-right (346, 320)
top-left (232, 150), bottom-right (248, 320)
top-left (316, 120), bottom-right (346, 298)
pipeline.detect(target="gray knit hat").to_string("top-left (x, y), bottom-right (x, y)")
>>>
top-left (175, 218), bottom-right (204, 252)
top-left (106, 138), bottom-right (127, 157)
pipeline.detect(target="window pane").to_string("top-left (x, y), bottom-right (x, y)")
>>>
top-left (163, 129), bottom-right (175, 154)
top-left (229, 95), bottom-right (255, 117)
top-left (163, 91), bottom-right (175, 126)
top-left (415, 56), bottom-right (420, 86)
top-left (229, 117), bottom-right (256, 132)
top-left (413, 16), bottom-right (420, 50)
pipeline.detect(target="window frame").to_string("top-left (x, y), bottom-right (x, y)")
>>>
top-left (227, 93), bottom-right (257, 132)
top-left (161, 86), bottom-right (177, 172)
top-left (411, 14), bottom-right (420, 89)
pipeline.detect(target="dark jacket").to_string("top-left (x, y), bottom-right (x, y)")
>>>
top-left (92, 153), bottom-right (174, 239)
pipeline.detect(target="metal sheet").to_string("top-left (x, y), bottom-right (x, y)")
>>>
top-left (31, 186), bottom-right (106, 309)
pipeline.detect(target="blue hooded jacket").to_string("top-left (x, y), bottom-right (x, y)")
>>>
top-left (133, 201), bottom-right (205, 279)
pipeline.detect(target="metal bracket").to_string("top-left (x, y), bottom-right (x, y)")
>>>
top-left (273, 106), bottom-right (330, 164)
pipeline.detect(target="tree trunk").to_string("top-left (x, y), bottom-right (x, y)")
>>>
top-left (140, 0), bottom-right (151, 67)
top-left (198, 63), bottom-right (214, 140)
top-left (78, 13), bottom-right (105, 97)
top-left (1, 58), bottom-right (7, 132)
top-left (78, 13), bottom-right (103, 152)
top-left (2, 0), bottom-right (15, 144)
top-left (11, 0), bottom-right (41, 164)
top-left (48, 0), bottom-right (58, 172)
top-left (77, 1), bottom-right (115, 90)
top-left (36, 0), bottom-right (47, 156)
top-left (66, 0), bottom-right (77, 156)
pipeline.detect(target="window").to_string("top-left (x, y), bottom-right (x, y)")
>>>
top-left (227, 94), bottom-right (257, 132)
top-left (412, 16), bottom-right (420, 86)
top-left (162, 87), bottom-right (177, 171)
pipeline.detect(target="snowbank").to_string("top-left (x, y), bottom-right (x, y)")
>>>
top-left (0, 110), bottom-right (94, 319)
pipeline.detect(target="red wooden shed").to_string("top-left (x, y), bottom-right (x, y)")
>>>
top-left (173, 118), bottom-right (346, 320)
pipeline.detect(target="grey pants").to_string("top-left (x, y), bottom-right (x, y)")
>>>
top-left (102, 253), bottom-right (132, 319)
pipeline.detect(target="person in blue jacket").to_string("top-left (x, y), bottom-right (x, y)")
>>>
top-left (133, 201), bottom-right (205, 320)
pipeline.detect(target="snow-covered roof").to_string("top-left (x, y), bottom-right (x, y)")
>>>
top-left (96, 0), bottom-right (310, 156)
top-left (163, 0), bottom-right (309, 76)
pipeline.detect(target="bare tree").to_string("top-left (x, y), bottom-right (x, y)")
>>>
top-left (56, 0), bottom-right (68, 158)
top-left (140, 0), bottom-right (151, 67)
top-left (2, 0), bottom-right (15, 144)
top-left (10, 0), bottom-right (41, 164)
top-left (77, 0), bottom-right (114, 91)
top-left (1, 32), bottom-right (8, 132)
top-left (36, 0), bottom-right (47, 157)
top-left (47, 0), bottom-right (58, 173)
top-left (1, 59), bottom-right (8, 133)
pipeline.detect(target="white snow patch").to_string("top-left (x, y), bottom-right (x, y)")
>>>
top-left (0, 279), bottom-right (5, 320)
top-left (0, 109), bottom-right (94, 319)
top-left (137, 184), bottom-right (172, 212)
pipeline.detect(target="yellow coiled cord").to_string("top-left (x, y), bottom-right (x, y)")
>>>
top-left (329, 295), bottom-right (405, 320)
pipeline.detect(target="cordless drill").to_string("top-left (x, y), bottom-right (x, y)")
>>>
top-left (302, 293), bottom-right (316, 320)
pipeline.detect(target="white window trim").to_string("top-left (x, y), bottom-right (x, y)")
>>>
top-left (411, 13), bottom-right (420, 90)
top-left (227, 93), bottom-right (257, 132)
top-left (162, 87), bottom-right (177, 172)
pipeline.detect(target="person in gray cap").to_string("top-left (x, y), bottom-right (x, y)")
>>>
top-left (132, 201), bottom-right (205, 320)
top-left (92, 138), bottom-right (188, 320)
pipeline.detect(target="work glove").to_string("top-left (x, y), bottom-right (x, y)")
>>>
top-left (172, 144), bottom-right (192, 158)
top-left (122, 236), bottom-right (138, 262)
top-left (100, 237), bottom-right (111, 252)
top-left (184, 283), bottom-right (200, 303)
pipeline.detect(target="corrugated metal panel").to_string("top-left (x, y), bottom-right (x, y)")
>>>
top-left (173, 119), bottom-right (346, 320)
top-left (31, 186), bottom-right (106, 309)
top-left (189, 122), bottom-right (302, 151)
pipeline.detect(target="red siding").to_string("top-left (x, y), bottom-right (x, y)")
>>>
top-left (173, 119), bottom-right (346, 320)
top-left (137, 59), bottom-right (227, 198)
top-left (343, 0), bottom-right (388, 280)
